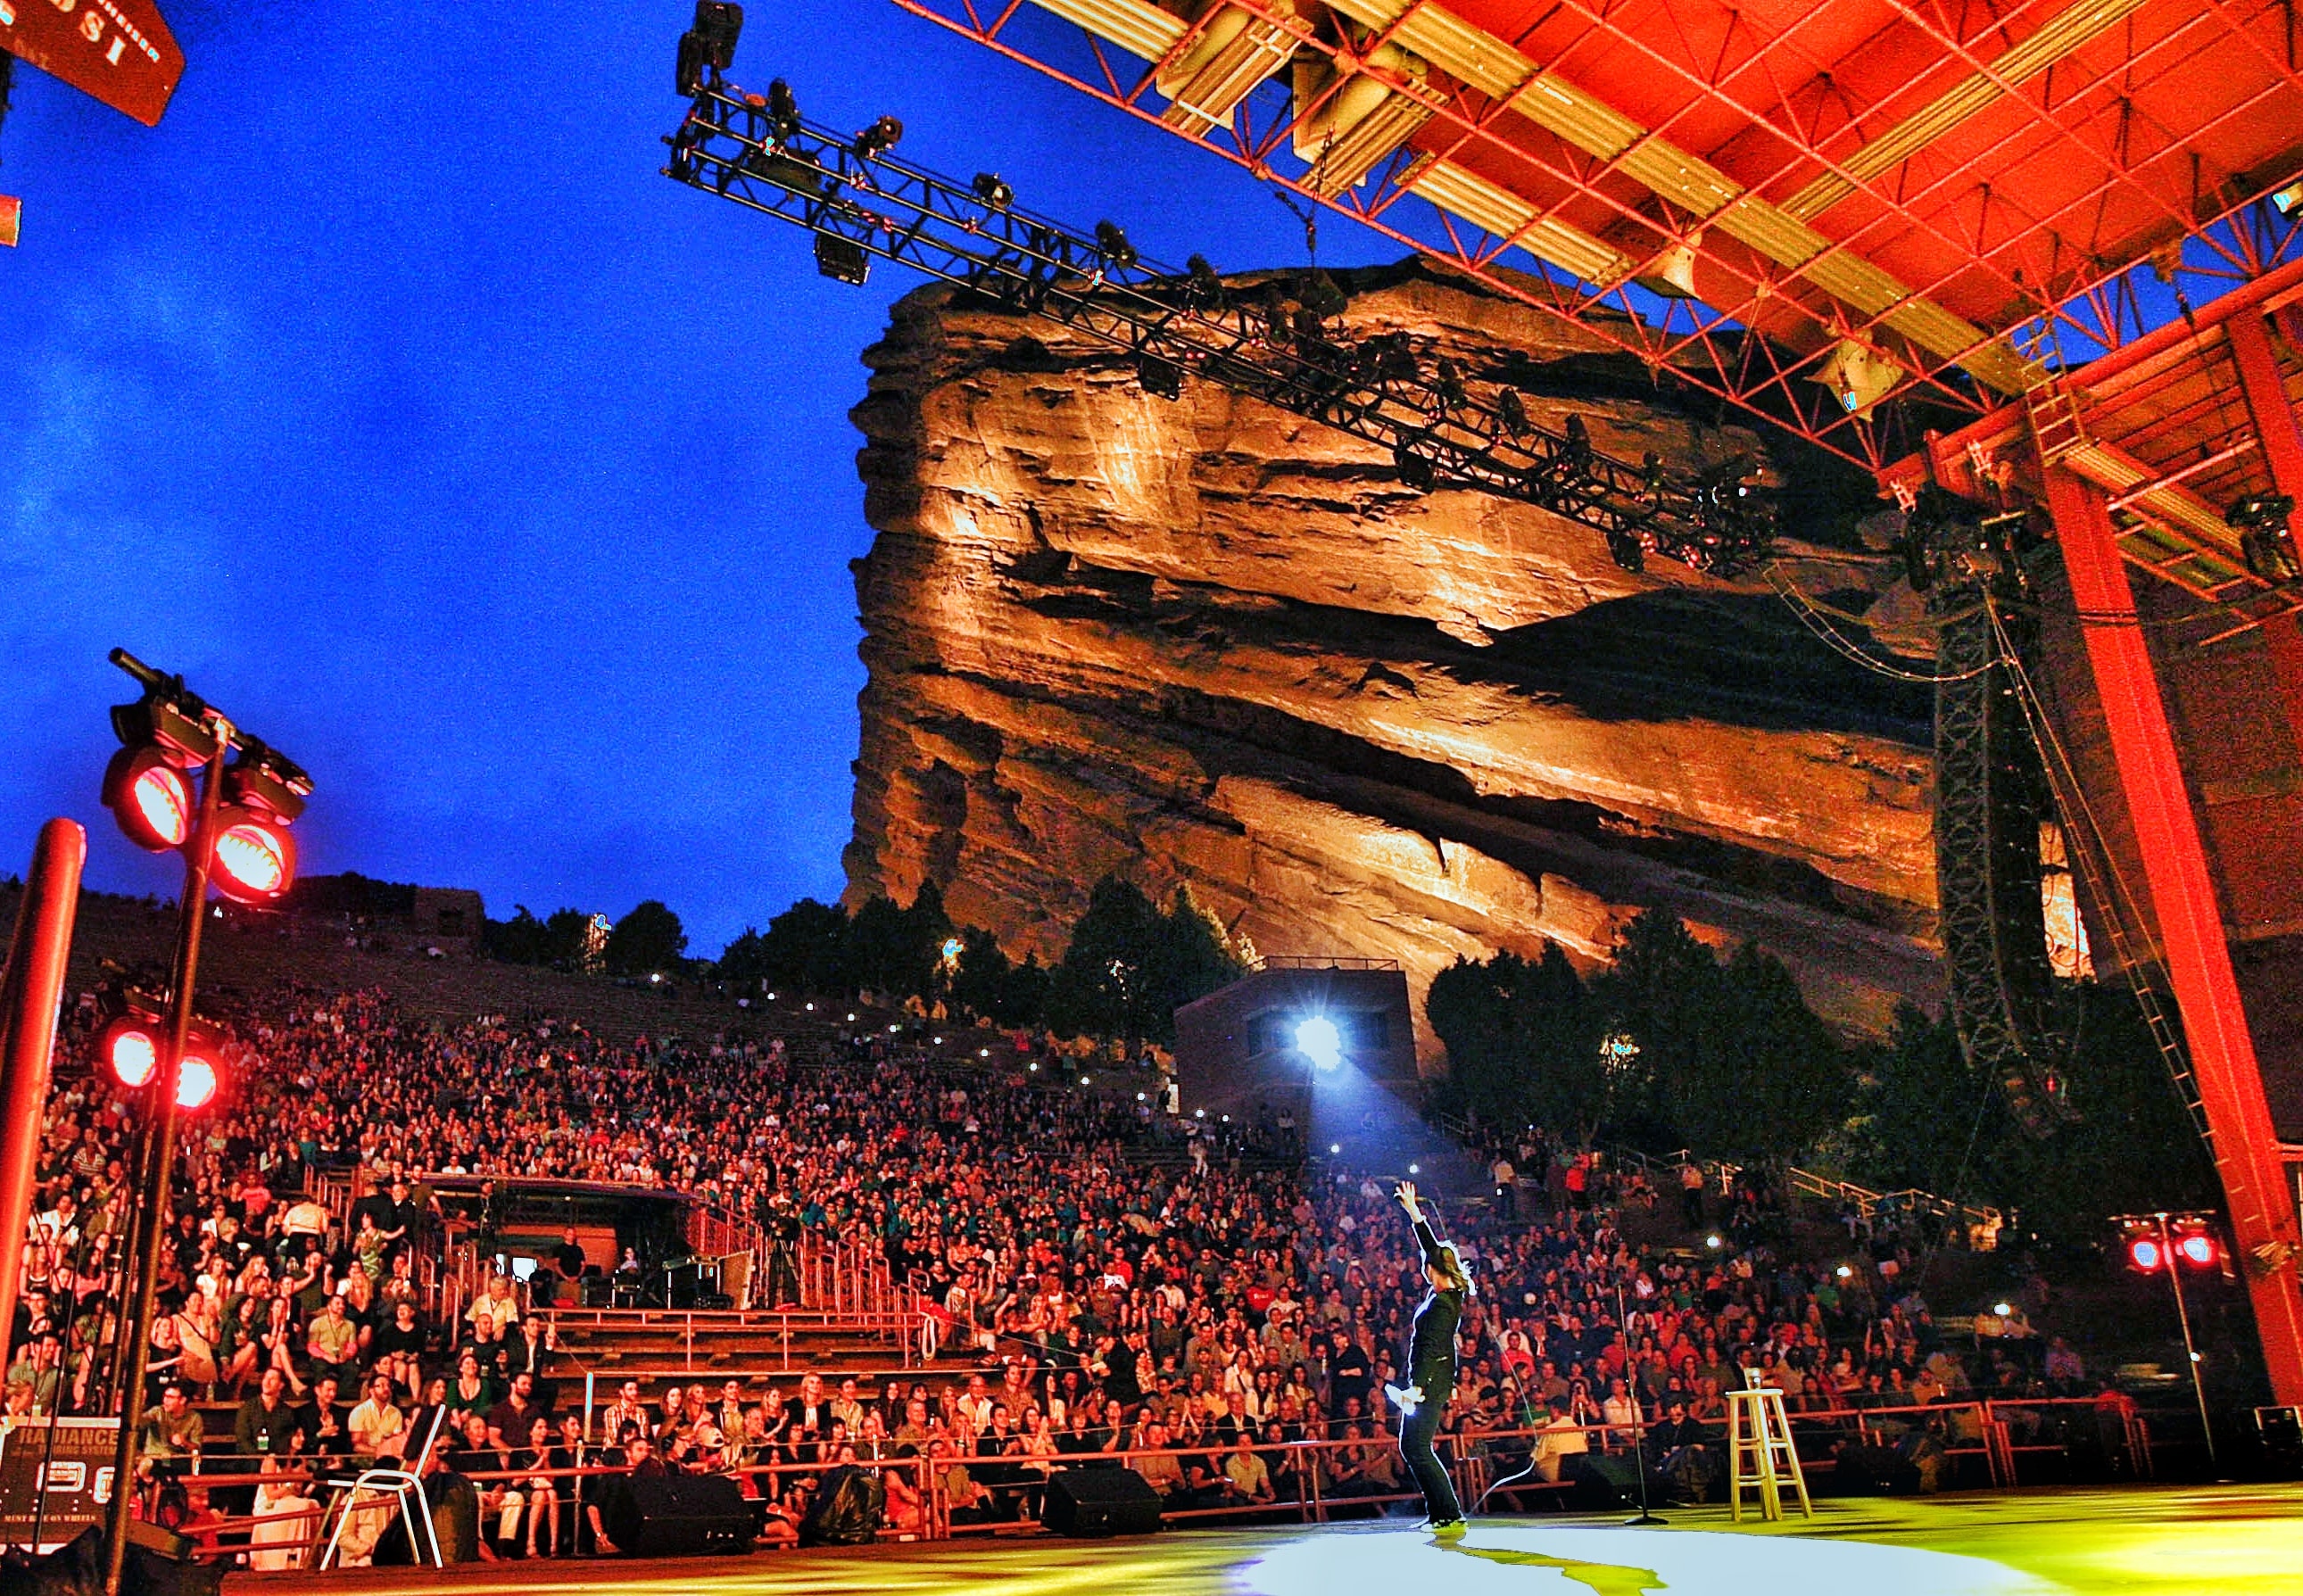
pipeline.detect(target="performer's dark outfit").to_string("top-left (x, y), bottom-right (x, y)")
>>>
top-left (1400, 1215), bottom-right (1465, 1526)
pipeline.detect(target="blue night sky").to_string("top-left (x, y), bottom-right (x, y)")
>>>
top-left (1, 3), bottom-right (1382, 955)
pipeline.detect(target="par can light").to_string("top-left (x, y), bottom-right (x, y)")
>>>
top-left (175, 1052), bottom-right (219, 1110)
top-left (102, 747), bottom-right (194, 851)
top-left (211, 811), bottom-right (296, 902)
top-left (103, 1019), bottom-right (161, 1089)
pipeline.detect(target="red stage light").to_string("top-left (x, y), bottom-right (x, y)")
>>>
top-left (175, 1052), bottom-right (219, 1111)
top-left (106, 1023), bottom-right (159, 1089)
top-left (2174, 1225), bottom-right (2219, 1268)
top-left (101, 747), bottom-right (194, 851)
top-left (2128, 1236), bottom-right (2164, 1272)
top-left (211, 813), bottom-right (295, 902)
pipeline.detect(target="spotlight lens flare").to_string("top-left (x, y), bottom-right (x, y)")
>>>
top-left (1296, 1016), bottom-right (1342, 1071)
top-left (2129, 1237), bottom-right (2164, 1271)
top-left (2178, 1233), bottom-right (2216, 1267)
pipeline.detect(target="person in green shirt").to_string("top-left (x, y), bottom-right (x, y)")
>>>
top-left (139, 1381), bottom-right (208, 1469)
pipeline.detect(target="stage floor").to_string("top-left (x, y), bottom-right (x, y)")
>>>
top-left (224, 1484), bottom-right (2302, 1596)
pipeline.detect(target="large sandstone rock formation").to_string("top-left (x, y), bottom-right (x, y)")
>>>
top-left (842, 259), bottom-right (1942, 1066)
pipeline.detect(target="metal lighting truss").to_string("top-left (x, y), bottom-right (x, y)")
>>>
top-left (891, 0), bottom-right (2303, 475)
top-left (664, 77), bottom-right (1773, 575)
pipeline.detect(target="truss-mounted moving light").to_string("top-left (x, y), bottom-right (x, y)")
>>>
top-left (1812, 339), bottom-right (1903, 414)
top-left (2274, 178), bottom-right (2303, 216)
top-left (677, 2), bottom-right (744, 95)
top-left (1093, 220), bottom-right (1137, 269)
top-left (973, 172), bottom-right (1014, 211)
top-left (815, 232), bottom-right (871, 285)
top-left (853, 115), bottom-right (904, 161)
top-left (1137, 351), bottom-right (1184, 401)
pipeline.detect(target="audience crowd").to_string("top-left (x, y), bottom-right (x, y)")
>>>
top-left (6, 979), bottom-right (2105, 1566)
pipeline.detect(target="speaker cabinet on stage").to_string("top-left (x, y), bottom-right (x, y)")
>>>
top-left (1041, 1468), bottom-right (1163, 1537)
top-left (12, 1526), bottom-right (225, 1596)
top-left (1562, 1451), bottom-right (1644, 1511)
top-left (602, 1473), bottom-right (755, 1557)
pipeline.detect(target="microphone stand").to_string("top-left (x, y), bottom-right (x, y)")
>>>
top-left (1614, 1280), bottom-right (1665, 1526)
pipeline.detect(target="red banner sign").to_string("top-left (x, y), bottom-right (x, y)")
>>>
top-left (0, 0), bottom-right (183, 127)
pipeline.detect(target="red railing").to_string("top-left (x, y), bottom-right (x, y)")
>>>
top-left (151, 1393), bottom-right (2163, 1567)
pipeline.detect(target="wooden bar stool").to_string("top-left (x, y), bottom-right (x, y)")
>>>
top-left (1726, 1380), bottom-right (1811, 1522)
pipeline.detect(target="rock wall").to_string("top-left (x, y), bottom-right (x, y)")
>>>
top-left (842, 259), bottom-right (1942, 1066)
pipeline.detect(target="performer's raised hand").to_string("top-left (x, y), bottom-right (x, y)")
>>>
top-left (1394, 1180), bottom-right (1421, 1219)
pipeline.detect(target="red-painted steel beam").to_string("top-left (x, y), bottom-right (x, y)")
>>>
top-left (1883, 250), bottom-right (2303, 495)
top-left (0, 819), bottom-right (86, 1355)
top-left (2222, 306), bottom-right (2303, 761)
top-left (2046, 467), bottom-right (2303, 1408)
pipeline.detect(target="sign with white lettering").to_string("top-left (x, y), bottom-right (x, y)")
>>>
top-left (0, 1418), bottom-right (122, 1547)
top-left (0, 0), bottom-right (183, 127)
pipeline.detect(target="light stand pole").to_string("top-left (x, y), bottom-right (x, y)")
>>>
top-left (1614, 1280), bottom-right (1664, 1526)
top-left (2155, 1212), bottom-right (2218, 1471)
top-left (100, 725), bottom-right (228, 1596)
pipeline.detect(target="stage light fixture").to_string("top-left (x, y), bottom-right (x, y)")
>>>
top-left (854, 115), bottom-right (904, 160)
top-left (223, 739), bottom-right (311, 825)
top-left (1329, 1142), bottom-right (1341, 1155)
top-left (210, 812), bottom-right (296, 902)
top-left (2229, 492), bottom-right (2300, 582)
top-left (1393, 442), bottom-right (1437, 492)
top-left (175, 1051), bottom-right (219, 1111)
top-left (1093, 220), bottom-right (1137, 269)
top-left (973, 172), bottom-right (1014, 210)
top-left (1409, 1162), bottom-right (1421, 1175)
top-left (102, 747), bottom-right (194, 851)
top-left (693, 4), bottom-right (742, 63)
top-left (675, 3), bottom-right (742, 95)
top-left (1137, 351), bottom-right (1184, 401)
top-left (1705, 1235), bottom-right (1722, 1250)
top-left (2274, 178), bottom-right (2303, 215)
top-left (1632, 233), bottom-right (1702, 300)
top-left (815, 232), bottom-right (872, 285)
top-left (766, 79), bottom-right (800, 141)
top-left (102, 1017), bottom-right (161, 1089)
top-left (2170, 1218), bottom-right (2220, 1269)
top-left (1185, 254), bottom-right (1224, 310)
top-left (1296, 1015), bottom-right (1342, 1071)
top-left (2127, 1235), bottom-right (2165, 1272)
top-left (1495, 388), bottom-right (1530, 438)
top-left (1811, 339), bottom-right (1903, 414)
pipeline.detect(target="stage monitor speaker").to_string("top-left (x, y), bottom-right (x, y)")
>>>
top-left (1041, 1468), bottom-right (1163, 1537)
top-left (10, 1525), bottom-right (226, 1596)
top-left (1562, 1451), bottom-right (1644, 1511)
top-left (603, 1472), bottom-right (755, 1557)
top-left (125, 1518), bottom-right (224, 1596)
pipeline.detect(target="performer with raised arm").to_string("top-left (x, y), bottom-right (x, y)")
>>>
top-left (1388, 1179), bottom-right (1471, 1536)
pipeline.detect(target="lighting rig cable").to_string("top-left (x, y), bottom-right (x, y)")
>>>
top-left (660, 67), bottom-right (1775, 577)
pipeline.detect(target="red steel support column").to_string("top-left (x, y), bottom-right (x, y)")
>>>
top-left (2222, 308), bottom-right (2303, 756)
top-left (2046, 467), bottom-right (2303, 1406)
top-left (0, 820), bottom-right (87, 1354)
